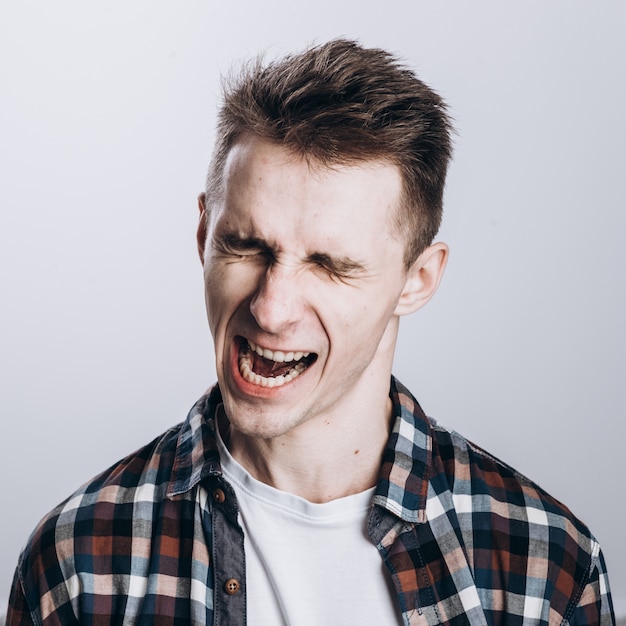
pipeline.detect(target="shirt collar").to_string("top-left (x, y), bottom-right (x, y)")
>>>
top-left (371, 376), bottom-right (432, 524)
top-left (167, 385), bottom-right (223, 497)
top-left (168, 377), bottom-right (433, 523)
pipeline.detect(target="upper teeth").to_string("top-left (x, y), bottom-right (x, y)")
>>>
top-left (248, 339), bottom-right (309, 363)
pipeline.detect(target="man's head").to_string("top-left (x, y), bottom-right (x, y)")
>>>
top-left (204, 38), bottom-right (453, 268)
top-left (196, 40), bottom-right (451, 441)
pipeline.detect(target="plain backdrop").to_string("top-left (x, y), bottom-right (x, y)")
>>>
top-left (1, 0), bottom-right (624, 618)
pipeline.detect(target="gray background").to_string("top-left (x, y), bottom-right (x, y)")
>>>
top-left (1, 0), bottom-right (624, 619)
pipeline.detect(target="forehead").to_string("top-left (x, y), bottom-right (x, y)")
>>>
top-left (213, 137), bottom-right (404, 250)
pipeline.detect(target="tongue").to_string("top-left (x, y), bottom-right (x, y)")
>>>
top-left (252, 353), bottom-right (294, 378)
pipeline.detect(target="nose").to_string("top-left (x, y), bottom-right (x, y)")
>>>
top-left (249, 265), bottom-right (303, 334)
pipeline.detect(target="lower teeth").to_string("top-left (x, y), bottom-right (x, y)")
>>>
top-left (239, 356), bottom-right (306, 388)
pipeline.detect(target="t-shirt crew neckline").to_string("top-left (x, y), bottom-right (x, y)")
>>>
top-left (215, 409), bottom-right (376, 522)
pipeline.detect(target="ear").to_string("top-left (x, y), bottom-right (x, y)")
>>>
top-left (196, 193), bottom-right (208, 264)
top-left (394, 242), bottom-right (448, 316)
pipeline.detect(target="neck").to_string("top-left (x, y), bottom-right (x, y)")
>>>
top-left (223, 385), bottom-right (393, 503)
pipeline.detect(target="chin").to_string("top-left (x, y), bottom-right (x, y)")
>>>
top-left (222, 398), bottom-right (305, 440)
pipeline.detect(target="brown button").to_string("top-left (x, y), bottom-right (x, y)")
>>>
top-left (213, 488), bottom-right (226, 504)
top-left (224, 578), bottom-right (240, 595)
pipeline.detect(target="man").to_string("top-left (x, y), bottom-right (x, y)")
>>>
top-left (7, 39), bottom-right (614, 625)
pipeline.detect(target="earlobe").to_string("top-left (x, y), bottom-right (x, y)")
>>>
top-left (394, 242), bottom-right (448, 316)
top-left (197, 193), bottom-right (207, 264)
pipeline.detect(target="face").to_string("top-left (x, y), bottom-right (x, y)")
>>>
top-left (199, 136), bottom-right (421, 440)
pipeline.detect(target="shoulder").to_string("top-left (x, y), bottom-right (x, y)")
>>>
top-left (388, 378), bottom-right (612, 621)
top-left (427, 420), bottom-right (607, 617)
top-left (12, 423), bottom-right (184, 620)
top-left (429, 420), bottom-right (590, 534)
top-left (9, 387), bottom-right (224, 623)
top-left (22, 385), bottom-right (222, 555)
top-left (42, 423), bottom-right (182, 529)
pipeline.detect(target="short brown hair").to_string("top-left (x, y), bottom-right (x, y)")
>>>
top-left (205, 39), bottom-right (453, 267)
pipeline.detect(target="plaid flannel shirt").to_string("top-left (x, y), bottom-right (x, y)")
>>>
top-left (7, 377), bottom-right (614, 625)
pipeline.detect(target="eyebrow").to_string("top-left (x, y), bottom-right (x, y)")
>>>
top-left (219, 232), bottom-right (275, 255)
top-left (306, 252), bottom-right (368, 275)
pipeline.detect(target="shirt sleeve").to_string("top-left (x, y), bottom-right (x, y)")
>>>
top-left (567, 547), bottom-right (615, 626)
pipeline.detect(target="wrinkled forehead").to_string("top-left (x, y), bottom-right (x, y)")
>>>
top-left (210, 135), bottom-right (406, 231)
top-left (207, 136), bottom-right (407, 265)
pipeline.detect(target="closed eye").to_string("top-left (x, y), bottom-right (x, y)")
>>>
top-left (307, 252), bottom-right (367, 282)
top-left (214, 233), bottom-right (275, 261)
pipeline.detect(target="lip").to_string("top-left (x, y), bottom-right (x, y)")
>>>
top-left (227, 336), bottom-right (316, 399)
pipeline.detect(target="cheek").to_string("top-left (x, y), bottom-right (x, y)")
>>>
top-left (203, 261), bottom-right (259, 330)
top-left (330, 288), bottom-right (401, 348)
top-left (336, 285), bottom-right (400, 326)
top-left (203, 262), bottom-right (232, 330)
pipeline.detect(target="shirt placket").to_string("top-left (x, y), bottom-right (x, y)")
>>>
top-left (205, 476), bottom-right (247, 626)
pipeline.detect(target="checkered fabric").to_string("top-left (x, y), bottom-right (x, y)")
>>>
top-left (7, 378), bottom-right (614, 625)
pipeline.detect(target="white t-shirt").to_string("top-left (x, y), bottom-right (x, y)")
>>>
top-left (216, 427), bottom-right (404, 626)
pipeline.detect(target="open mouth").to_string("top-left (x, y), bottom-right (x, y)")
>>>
top-left (237, 337), bottom-right (317, 388)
